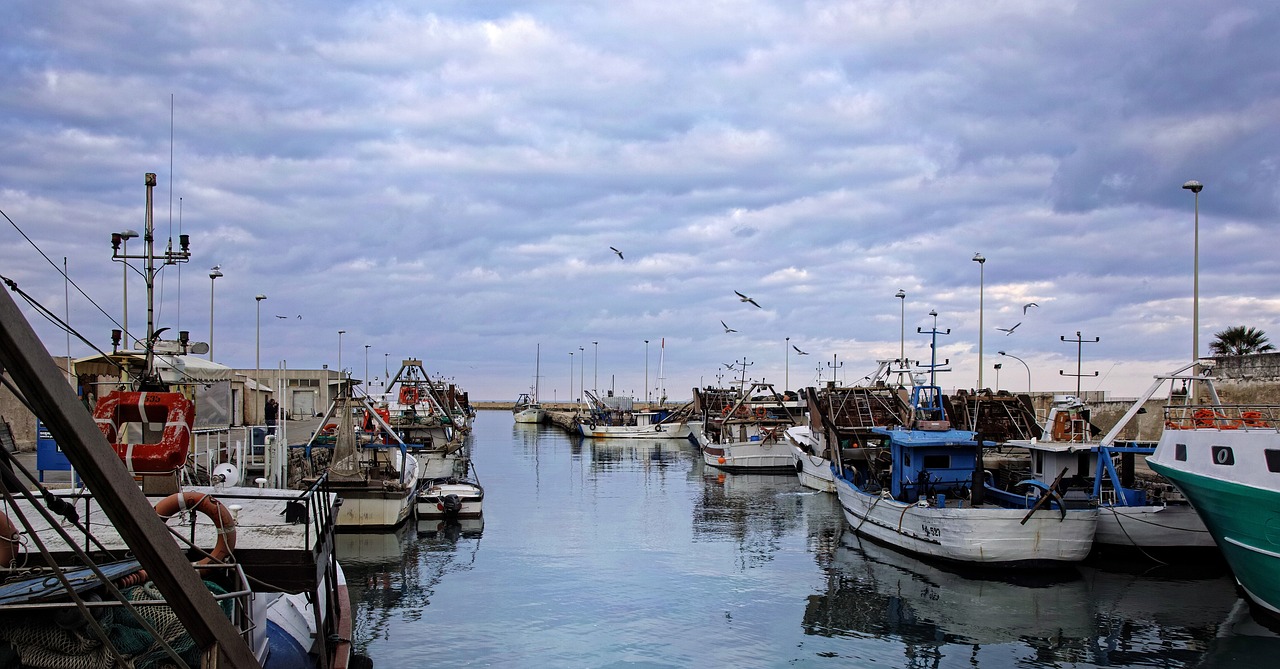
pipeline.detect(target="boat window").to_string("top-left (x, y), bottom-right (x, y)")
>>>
top-left (923, 455), bottom-right (950, 469)
top-left (1211, 445), bottom-right (1235, 466)
top-left (1265, 449), bottom-right (1280, 473)
top-left (1175, 443), bottom-right (1187, 461)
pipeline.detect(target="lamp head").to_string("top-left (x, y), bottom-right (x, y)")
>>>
top-left (338, 329), bottom-right (346, 335)
top-left (998, 350), bottom-right (1007, 356)
top-left (1182, 180), bottom-right (1203, 193)
top-left (972, 252), bottom-right (985, 264)
top-left (209, 269), bottom-right (223, 279)
top-left (255, 294), bottom-right (266, 302)
top-left (895, 289), bottom-right (906, 299)
top-left (929, 309), bottom-right (938, 317)
top-left (120, 229), bottom-right (139, 240)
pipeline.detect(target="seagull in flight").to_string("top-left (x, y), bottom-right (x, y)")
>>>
top-left (610, 246), bottom-right (624, 259)
top-left (210, 264), bottom-right (221, 271)
top-left (997, 322), bottom-right (1022, 335)
top-left (792, 344), bottom-right (809, 355)
top-left (275, 315), bottom-right (289, 319)
top-left (734, 290), bottom-right (761, 308)
top-left (720, 320), bottom-right (738, 333)
top-left (1022, 302), bottom-right (1039, 315)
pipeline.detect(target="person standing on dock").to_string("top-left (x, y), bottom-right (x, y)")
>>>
top-left (265, 397), bottom-right (279, 433)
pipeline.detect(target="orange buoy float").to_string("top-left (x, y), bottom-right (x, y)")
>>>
top-left (154, 491), bottom-right (237, 564)
top-left (399, 385), bottom-right (420, 405)
top-left (92, 391), bottom-right (194, 473)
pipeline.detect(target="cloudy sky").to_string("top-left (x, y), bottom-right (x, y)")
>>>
top-left (3, 1), bottom-right (1278, 402)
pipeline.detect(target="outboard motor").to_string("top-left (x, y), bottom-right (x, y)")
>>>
top-left (441, 493), bottom-right (463, 516)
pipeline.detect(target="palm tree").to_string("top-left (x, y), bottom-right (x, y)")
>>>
top-left (1209, 326), bottom-right (1275, 356)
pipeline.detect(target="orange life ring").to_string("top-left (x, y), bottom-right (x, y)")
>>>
top-left (0, 511), bottom-right (19, 568)
top-left (155, 492), bottom-right (236, 565)
top-left (754, 407), bottom-right (766, 420)
top-left (399, 386), bottom-right (420, 405)
top-left (92, 391), bottom-right (194, 473)
top-left (1242, 411), bottom-right (1270, 428)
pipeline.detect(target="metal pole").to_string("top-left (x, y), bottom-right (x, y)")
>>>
top-left (896, 290), bottom-right (906, 363)
top-left (208, 269), bottom-right (221, 361)
top-left (973, 253), bottom-right (985, 389)
top-left (569, 352), bottom-right (574, 403)
top-left (785, 337), bottom-right (790, 391)
top-left (337, 330), bottom-right (345, 376)
top-left (1183, 181), bottom-right (1203, 386)
top-left (593, 341), bottom-right (598, 397)
top-left (644, 340), bottom-right (649, 404)
top-left (255, 294), bottom-right (265, 421)
top-left (579, 346), bottom-right (584, 403)
top-left (364, 344), bottom-right (370, 394)
top-left (999, 350), bottom-right (1032, 394)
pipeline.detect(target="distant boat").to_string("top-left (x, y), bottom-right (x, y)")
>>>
top-left (696, 383), bottom-right (804, 473)
top-left (577, 390), bottom-right (697, 439)
top-left (514, 345), bottom-right (546, 424)
top-left (417, 459), bottom-right (484, 520)
top-left (1147, 362), bottom-right (1280, 618)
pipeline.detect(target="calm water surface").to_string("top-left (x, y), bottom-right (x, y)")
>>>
top-left (339, 410), bottom-right (1279, 668)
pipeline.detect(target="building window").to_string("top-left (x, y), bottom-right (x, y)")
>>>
top-left (1211, 446), bottom-right (1235, 466)
top-left (1265, 450), bottom-right (1280, 473)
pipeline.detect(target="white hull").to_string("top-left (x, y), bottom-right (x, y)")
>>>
top-left (579, 421), bottom-right (695, 440)
top-left (1095, 503), bottom-right (1216, 548)
top-left (702, 440), bottom-right (796, 474)
top-left (790, 442), bottom-right (835, 492)
top-left (513, 407), bottom-right (545, 424)
top-left (835, 476), bottom-right (1098, 566)
top-left (334, 488), bottom-right (415, 528)
top-left (786, 425), bottom-right (835, 492)
top-left (416, 479), bottom-right (484, 518)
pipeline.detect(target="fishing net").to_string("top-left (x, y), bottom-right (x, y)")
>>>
top-left (0, 580), bottom-right (230, 669)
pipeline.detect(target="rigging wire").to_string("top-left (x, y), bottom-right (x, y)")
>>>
top-left (0, 207), bottom-right (127, 333)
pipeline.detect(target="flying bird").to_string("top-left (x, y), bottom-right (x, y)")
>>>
top-left (734, 290), bottom-right (761, 308)
top-left (610, 246), bottom-right (624, 259)
top-left (275, 315), bottom-right (288, 319)
top-left (296, 315), bottom-right (303, 320)
top-left (997, 322), bottom-right (1022, 335)
top-left (1022, 302), bottom-right (1039, 315)
top-left (210, 264), bottom-right (221, 271)
top-left (792, 345), bottom-right (809, 355)
top-left (720, 320), bottom-right (738, 333)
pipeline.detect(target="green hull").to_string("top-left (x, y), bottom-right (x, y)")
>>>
top-left (1149, 460), bottom-right (1280, 615)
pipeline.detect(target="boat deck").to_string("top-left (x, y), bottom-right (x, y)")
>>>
top-left (3, 485), bottom-right (340, 592)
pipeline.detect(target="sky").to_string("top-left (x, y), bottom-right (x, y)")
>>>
top-left (2, 1), bottom-right (1278, 402)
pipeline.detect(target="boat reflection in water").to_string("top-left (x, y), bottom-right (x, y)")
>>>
top-left (694, 472), bottom-right (843, 571)
top-left (806, 530), bottom-right (1255, 665)
top-left (589, 437), bottom-right (697, 472)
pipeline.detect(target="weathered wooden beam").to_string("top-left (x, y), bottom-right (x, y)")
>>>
top-left (0, 288), bottom-right (260, 667)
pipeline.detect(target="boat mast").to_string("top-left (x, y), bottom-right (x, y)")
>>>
top-left (534, 343), bottom-right (541, 403)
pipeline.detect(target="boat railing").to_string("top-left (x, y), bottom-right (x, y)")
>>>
top-left (188, 425), bottom-right (288, 488)
top-left (1162, 403), bottom-right (1280, 431)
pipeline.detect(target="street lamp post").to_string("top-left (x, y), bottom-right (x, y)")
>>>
top-left (208, 267), bottom-right (222, 361)
top-left (895, 289), bottom-right (906, 364)
top-left (592, 341), bottom-right (598, 398)
top-left (998, 351), bottom-right (1031, 394)
top-left (973, 253), bottom-right (986, 389)
top-left (579, 346), bottom-right (584, 402)
top-left (118, 229), bottom-right (139, 345)
top-left (1183, 180), bottom-right (1203, 373)
top-left (785, 337), bottom-right (790, 391)
top-left (644, 340), bottom-right (650, 404)
top-left (994, 363), bottom-right (1002, 391)
top-left (337, 330), bottom-right (346, 379)
top-left (255, 294), bottom-right (266, 423)
top-left (364, 344), bottom-right (370, 395)
top-left (569, 352), bottom-right (575, 403)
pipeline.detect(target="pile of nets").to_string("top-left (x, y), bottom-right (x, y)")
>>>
top-left (0, 580), bottom-right (231, 669)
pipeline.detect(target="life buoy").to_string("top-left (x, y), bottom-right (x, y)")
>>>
top-left (92, 391), bottom-right (194, 473)
top-left (154, 492), bottom-right (236, 565)
top-left (1242, 411), bottom-right (1270, 428)
top-left (754, 407), bottom-right (766, 420)
top-left (0, 511), bottom-right (19, 568)
top-left (399, 386), bottom-right (419, 405)
top-left (1193, 408), bottom-right (1241, 429)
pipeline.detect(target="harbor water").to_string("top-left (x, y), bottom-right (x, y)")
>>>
top-left (339, 410), bottom-right (1279, 667)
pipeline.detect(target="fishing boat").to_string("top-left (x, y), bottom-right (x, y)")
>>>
top-left (1146, 361), bottom-right (1280, 617)
top-left (577, 390), bottom-right (697, 440)
top-left (0, 176), bottom-right (355, 668)
top-left (831, 319), bottom-right (1097, 567)
top-left (416, 468), bottom-right (484, 520)
top-left (695, 383), bottom-right (805, 473)
top-left (379, 358), bottom-right (467, 479)
top-left (988, 391), bottom-right (1214, 553)
top-left (513, 345), bottom-right (546, 424)
top-left (301, 386), bottom-right (419, 530)
top-left (787, 361), bottom-right (910, 492)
